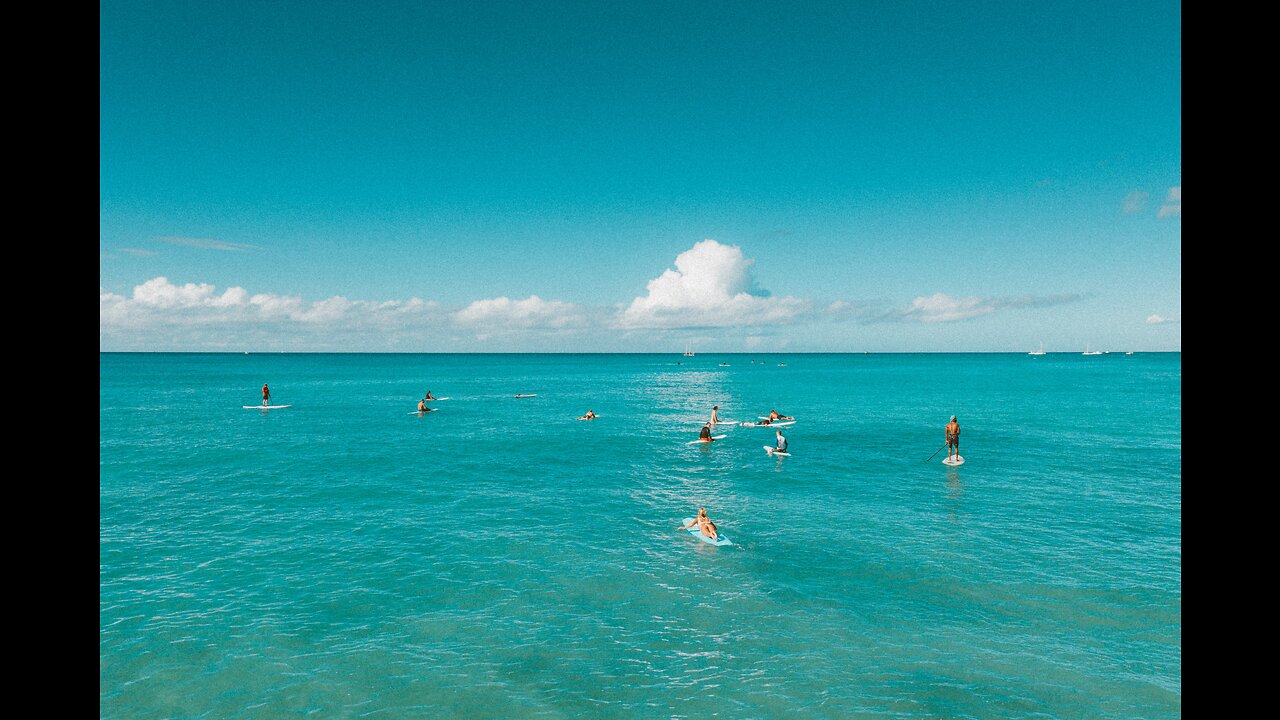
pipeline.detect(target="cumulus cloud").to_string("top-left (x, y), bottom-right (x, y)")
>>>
top-left (619, 239), bottom-right (807, 328)
top-left (101, 277), bottom-right (439, 346)
top-left (1123, 191), bottom-right (1150, 214)
top-left (454, 295), bottom-right (584, 333)
top-left (1158, 186), bottom-right (1181, 218)
top-left (156, 236), bottom-right (257, 252)
top-left (875, 292), bottom-right (1083, 323)
top-left (1146, 314), bottom-right (1180, 325)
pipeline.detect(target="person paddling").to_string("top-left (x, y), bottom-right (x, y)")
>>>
top-left (945, 415), bottom-right (961, 462)
top-left (677, 508), bottom-right (719, 542)
top-left (578, 410), bottom-right (598, 420)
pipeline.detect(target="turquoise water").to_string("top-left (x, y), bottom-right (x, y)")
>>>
top-left (100, 353), bottom-right (1181, 718)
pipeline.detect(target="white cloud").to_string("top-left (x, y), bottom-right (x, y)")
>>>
top-left (454, 295), bottom-right (584, 332)
top-left (882, 292), bottom-right (1082, 323)
top-left (619, 239), bottom-right (807, 328)
top-left (1162, 184), bottom-right (1177, 215)
top-left (1123, 191), bottom-right (1150, 214)
top-left (156, 236), bottom-right (256, 252)
top-left (101, 277), bottom-right (440, 345)
top-left (1146, 314), bottom-right (1180, 325)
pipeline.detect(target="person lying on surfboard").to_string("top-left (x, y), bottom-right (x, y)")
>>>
top-left (578, 410), bottom-right (597, 420)
top-left (677, 508), bottom-right (719, 542)
top-left (767, 410), bottom-right (794, 421)
top-left (946, 415), bottom-right (960, 462)
top-left (262, 383), bottom-right (270, 406)
top-left (699, 423), bottom-right (714, 441)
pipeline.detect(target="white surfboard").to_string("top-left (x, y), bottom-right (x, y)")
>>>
top-left (408, 409), bottom-right (438, 414)
top-left (758, 416), bottom-right (796, 421)
top-left (741, 420), bottom-right (795, 428)
top-left (514, 394), bottom-right (537, 398)
top-left (764, 445), bottom-right (791, 457)
top-left (244, 405), bottom-right (291, 409)
top-left (710, 419), bottom-right (738, 425)
top-left (423, 397), bottom-right (450, 401)
top-left (576, 416), bottom-right (601, 420)
top-left (942, 455), bottom-right (965, 466)
top-left (682, 518), bottom-right (733, 546)
top-left (688, 435), bottom-right (727, 444)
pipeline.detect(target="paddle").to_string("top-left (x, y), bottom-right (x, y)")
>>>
top-left (925, 443), bottom-right (947, 462)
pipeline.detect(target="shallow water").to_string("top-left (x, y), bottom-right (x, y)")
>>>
top-left (100, 352), bottom-right (1181, 718)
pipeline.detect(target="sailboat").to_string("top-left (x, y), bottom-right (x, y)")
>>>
top-left (1082, 343), bottom-right (1103, 356)
top-left (1028, 342), bottom-right (1046, 356)
top-left (683, 343), bottom-right (695, 357)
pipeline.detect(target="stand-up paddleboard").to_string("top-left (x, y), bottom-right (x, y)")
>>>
top-left (682, 518), bottom-right (733, 546)
top-left (408, 409), bottom-right (438, 414)
top-left (244, 405), bottom-right (291, 409)
top-left (942, 455), bottom-right (965, 466)
top-left (688, 435), bottom-right (727, 444)
top-left (741, 421), bottom-right (795, 428)
top-left (514, 394), bottom-right (537, 398)
top-left (764, 445), bottom-right (791, 457)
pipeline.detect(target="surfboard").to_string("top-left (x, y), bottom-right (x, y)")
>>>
top-left (408, 409), bottom-right (438, 414)
top-left (942, 455), bottom-right (965, 466)
top-left (764, 445), bottom-right (791, 457)
top-left (423, 397), bottom-right (450, 401)
top-left (576, 416), bottom-right (601, 420)
top-left (244, 405), bottom-right (291, 409)
top-left (682, 518), bottom-right (733, 546)
top-left (758, 416), bottom-right (795, 420)
top-left (710, 419), bottom-right (738, 425)
top-left (741, 421), bottom-right (795, 428)
top-left (688, 435), bottom-right (727, 444)
top-left (514, 394), bottom-right (537, 398)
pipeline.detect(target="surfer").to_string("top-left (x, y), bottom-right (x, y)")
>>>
top-left (711, 405), bottom-right (721, 424)
top-left (418, 398), bottom-right (430, 413)
top-left (774, 429), bottom-right (788, 454)
top-left (425, 390), bottom-right (435, 400)
top-left (578, 410), bottom-right (597, 420)
top-left (767, 409), bottom-right (794, 421)
top-left (262, 383), bottom-right (270, 406)
top-left (677, 508), bottom-right (719, 542)
top-left (946, 415), bottom-right (961, 462)
top-left (699, 422), bottom-right (714, 442)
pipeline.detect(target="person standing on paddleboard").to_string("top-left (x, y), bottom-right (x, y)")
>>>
top-left (946, 416), bottom-right (961, 461)
top-left (262, 383), bottom-right (270, 406)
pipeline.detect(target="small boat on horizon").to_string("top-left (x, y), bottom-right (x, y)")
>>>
top-left (683, 343), bottom-right (695, 357)
top-left (1029, 342), bottom-right (1046, 356)
top-left (1083, 343), bottom-right (1103, 356)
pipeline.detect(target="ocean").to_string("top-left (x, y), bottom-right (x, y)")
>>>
top-left (100, 352), bottom-right (1181, 718)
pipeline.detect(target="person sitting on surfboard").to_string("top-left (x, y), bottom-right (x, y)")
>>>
top-left (945, 416), bottom-right (960, 461)
top-left (699, 423), bottom-right (714, 441)
top-left (711, 405), bottom-right (721, 424)
top-left (774, 429), bottom-right (788, 454)
top-left (425, 390), bottom-right (435, 400)
top-left (767, 409), bottom-right (794, 421)
top-left (677, 508), bottom-right (719, 542)
top-left (262, 383), bottom-right (270, 406)
top-left (418, 398), bottom-right (429, 412)
top-left (578, 410), bottom-right (597, 420)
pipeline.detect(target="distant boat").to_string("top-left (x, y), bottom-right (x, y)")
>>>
top-left (1125, 351), bottom-right (1134, 355)
top-left (1082, 343), bottom-right (1103, 356)
top-left (719, 363), bottom-right (730, 367)
top-left (777, 363), bottom-right (787, 367)
top-left (683, 343), bottom-right (695, 357)
top-left (1028, 342), bottom-right (1046, 356)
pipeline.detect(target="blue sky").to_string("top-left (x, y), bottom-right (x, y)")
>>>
top-left (101, 0), bottom-right (1181, 352)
